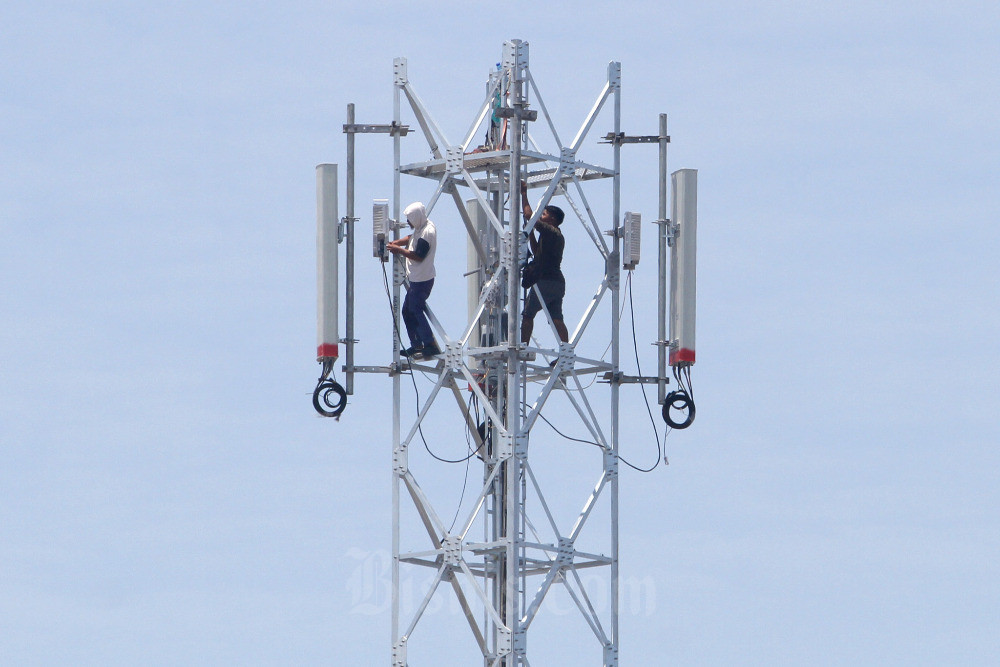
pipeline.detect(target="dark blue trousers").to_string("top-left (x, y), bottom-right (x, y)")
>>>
top-left (402, 278), bottom-right (434, 348)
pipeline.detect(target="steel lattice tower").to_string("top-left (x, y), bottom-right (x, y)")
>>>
top-left (316, 38), bottom-right (697, 666)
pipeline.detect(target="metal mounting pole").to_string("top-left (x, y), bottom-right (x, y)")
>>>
top-left (657, 113), bottom-right (668, 405)
top-left (504, 39), bottom-right (527, 666)
top-left (391, 61), bottom-right (403, 667)
top-left (345, 103), bottom-right (357, 395)
top-left (609, 61), bottom-right (622, 667)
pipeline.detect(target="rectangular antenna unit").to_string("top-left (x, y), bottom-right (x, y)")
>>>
top-left (623, 211), bottom-right (641, 269)
top-left (465, 198), bottom-right (491, 349)
top-left (372, 198), bottom-right (389, 261)
top-left (316, 164), bottom-right (339, 360)
top-left (669, 169), bottom-right (697, 366)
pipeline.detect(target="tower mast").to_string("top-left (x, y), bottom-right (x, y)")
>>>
top-left (315, 38), bottom-right (698, 665)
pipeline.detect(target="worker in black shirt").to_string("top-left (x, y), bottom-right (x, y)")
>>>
top-left (520, 180), bottom-right (569, 345)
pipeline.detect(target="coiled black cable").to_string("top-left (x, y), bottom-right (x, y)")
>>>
top-left (661, 390), bottom-right (695, 429)
top-left (313, 379), bottom-right (347, 418)
top-left (662, 364), bottom-right (695, 429)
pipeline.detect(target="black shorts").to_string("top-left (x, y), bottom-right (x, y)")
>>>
top-left (523, 278), bottom-right (565, 321)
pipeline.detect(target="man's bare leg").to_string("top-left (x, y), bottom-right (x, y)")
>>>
top-left (554, 319), bottom-right (568, 343)
top-left (521, 316), bottom-right (533, 345)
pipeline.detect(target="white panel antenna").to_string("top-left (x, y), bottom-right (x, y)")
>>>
top-left (623, 210), bottom-right (641, 269)
top-left (316, 164), bottom-right (339, 361)
top-left (669, 169), bottom-right (697, 366)
top-left (465, 198), bottom-right (492, 348)
top-left (372, 198), bottom-right (389, 261)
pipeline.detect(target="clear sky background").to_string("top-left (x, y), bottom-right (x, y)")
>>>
top-left (3, 1), bottom-right (999, 664)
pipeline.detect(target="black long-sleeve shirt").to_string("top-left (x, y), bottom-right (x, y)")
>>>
top-left (532, 221), bottom-right (564, 282)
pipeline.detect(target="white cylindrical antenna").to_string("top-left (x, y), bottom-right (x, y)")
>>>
top-left (316, 164), bottom-right (339, 361)
top-left (669, 169), bottom-right (697, 366)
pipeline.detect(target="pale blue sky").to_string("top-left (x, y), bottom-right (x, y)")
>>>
top-left (2, 1), bottom-right (999, 664)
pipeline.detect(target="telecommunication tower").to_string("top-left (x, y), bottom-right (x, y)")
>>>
top-left (312, 39), bottom-right (697, 666)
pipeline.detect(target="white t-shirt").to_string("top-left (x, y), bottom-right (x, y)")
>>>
top-left (406, 220), bottom-right (436, 282)
top-left (402, 202), bottom-right (437, 283)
